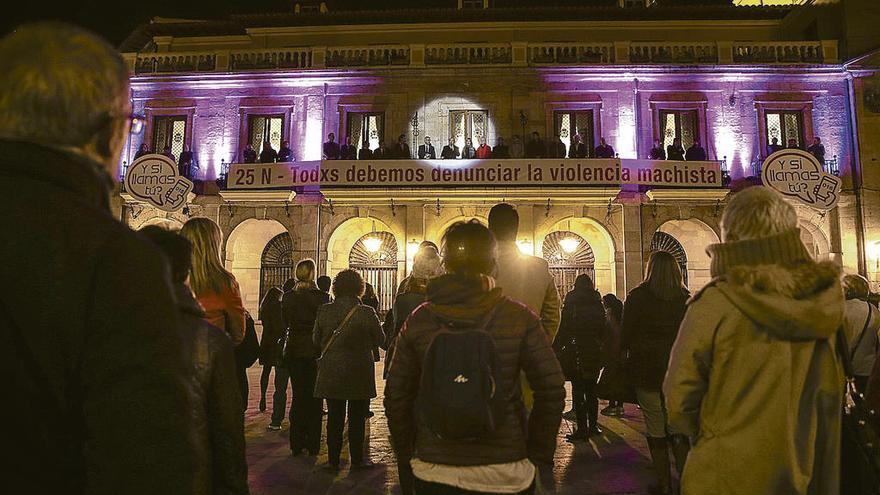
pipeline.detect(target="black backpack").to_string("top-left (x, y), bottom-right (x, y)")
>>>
top-left (416, 304), bottom-right (501, 440)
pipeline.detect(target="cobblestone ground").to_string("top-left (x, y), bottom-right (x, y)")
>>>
top-left (243, 360), bottom-right (655, 495)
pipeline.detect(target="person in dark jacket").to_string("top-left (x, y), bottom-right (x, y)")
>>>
top-left (139, 226), bottom-right (250, 495)
top-left (358, 141), bottom-right (373, 160)
top-left (277, 140), bottom-right (293, 162)
top-left (461, 137), bottom-right (477, 159)
top-left (314, 269), bottom-right (384, 469)
top-left (178, 143), bottom-right (198, 179)
top-left (386, 244), bottom-right (443, 379)
top-left (340, 136), bottom-right (358, 160)
top-left (362, 282), bottom-right (380, 312)
top-left (685, 140), bottom-right (707, 161)
top-left (554, 274), bottom-right (606, 441)
top-left (259, 140), bottom-right (277, 163)
top-left (323, 133), bottom-right (340, 160)
top-left (666, 137), bottom-right (685, 161)
top-left (385, 220), bottom-right (565, 495)
top-left (134, 141), bottom-right (151, 159)
top-left (493, 137), bottom-right (510, 159)
top-left (767, 137), bottom-right (783, 156)
top-left (242, 143), bottom-right (257, 163)
top-left (281, 259), bottom-right (330, 455)
top-left (552, 134), bottom-right (566, 159)
top-left (258, 287), bottom-right (285, 415)
top-left (418, 136), bottom-right (436, 159)
top-left (525, 131), bottom-right (544, 158)
top-left (0, 23), bottom-right (196, 493)
top-left (649, 139), bottom-right (665, 160)
top-left (393, 134), bottom-right (411, 159)
top-left (600, 293), bottom-right (625, 417)
top-left (569, 134), bottom-right (587, 159)
top-left (440, 138), bottom-right (460, 159)
top-left (595, 137), bottom-right (615, 158)
top-left (373, 140), bottom-right (391, 160)
top-left (622, 250), bottom-right (690, 495)
top-left (807, 136), bottom-right (826, 163)
top-left (317, 275), bottom-right (332, 295)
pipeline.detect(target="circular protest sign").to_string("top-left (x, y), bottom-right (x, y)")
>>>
top-left (124, 154), bottom-right (194, 212)
top-left (760, 149), bottom-right (841, 210)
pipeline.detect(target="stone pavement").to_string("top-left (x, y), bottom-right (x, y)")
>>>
top-left (242, 362), bottom-right (655, 495)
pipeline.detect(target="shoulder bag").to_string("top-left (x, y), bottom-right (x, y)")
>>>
top-left (317, 305), bottom-right (359, 363)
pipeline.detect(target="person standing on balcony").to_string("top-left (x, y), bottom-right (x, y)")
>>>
top-left (494, 137), bottom-right (510, 159)
top-left (373, 140), bottom-right (391, 160)
top-left (475, 137), bottom-right (492, 159)
top-left (393, 133), bottom-right (411, 159)
top-left (808, 136), bottom-right (826, 163)
top-left (277, 140), bottom-right (294, 162)
top-left (418, 136), bottom-right (437, 159)
top-left (260, 140), bottom-right (277, 163)
top-left (358, 140), bottom-right (373, 160)
top-left (785, 138), bottom-right (801, 150)
top-left (440, 137), bottom-right (460, 159)
top-left (242, 143), bottom-right (257, 163)
top-left (162, 144), bottom-right (176, 162)
top-left (594, 137), bottom-right (615, 159)
top-left (0, 22), bottom-right (197, 492)
top-left (685, 139), bottom-right (707, 161)
top-left (767, 137), bottom-right (783, 156)
top-left (340, 136), bottom-right (357, 160)
top-left (552, 134), bottom-right (566, 159)
top-left (134, 141), bottom-right (151, 159)
top-left (666, 137), bottom-right (685, 161)
top-left (525, 131), bottom-right (544, 158)
top-left (649, 139), bottom-right (666, 160)
top-left (510, 134), bottom-right (525, 159)
top-left (323, 133), bottom-right (340, 160)
top-left (178, 143), bottom-right (197, 179)
top-left (461, 138), bottom-right (477, 159)
top-left (569, 134), bottom-right (586, 159)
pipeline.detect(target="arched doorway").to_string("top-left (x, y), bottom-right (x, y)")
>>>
top-left (349, 231), bottom-right (398, 313)
top-left (538, 217), bottom-right (617, 296)
top-left (225, 218), bottom-right (288, 315)
top-left (542, 231), bottom-right (596, 297)
top-left (260, 232), bottom-right (294, 304)
top-left (650, 231), bottom-right (688, 286)
top-left (655, 219), bottom-right (719, 291)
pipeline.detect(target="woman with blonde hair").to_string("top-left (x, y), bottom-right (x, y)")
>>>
top-left (280, 259), bottom-right (329, 455)
top-left (621, 250), bottom-right (690, 495)
top-left (180, 218), bottom-right (246, 344)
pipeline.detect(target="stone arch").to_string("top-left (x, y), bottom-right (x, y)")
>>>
top-left (325, 216), bottom-right (404, 280)
top-left (432, 214), bottom-right (489, 245)
top-left (798, 218), bottom-right (832, 261)
top-left (537, 216), bottom-right (618, 296)
top-left (224, 218), bottom-right (288, 315)
top-left (655, 218), bottom-right (720, 291)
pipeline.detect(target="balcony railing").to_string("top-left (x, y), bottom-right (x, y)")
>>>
top-left (528, 43), bottom-right (615, 65)
top-left (732, 41), bottom-right (825, 64)
top-left (326, 45), bottom-right (411, 67)
top-left (425, 44), bottom-right (512, 65)
top-left (127, 39), bottom-right (839, 74)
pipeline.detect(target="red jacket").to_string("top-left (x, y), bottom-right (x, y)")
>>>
top-left (475, 144), bottom-right (492, 159)
top-left (196, 280), bottom-right (246, 345)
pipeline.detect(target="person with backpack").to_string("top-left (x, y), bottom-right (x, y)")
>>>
top-left (384, 220), bottom-right (565, 495)
top-left (842, 274), bottom-right (880, 393)
top-left (313, 269), bottom-right (384, 469)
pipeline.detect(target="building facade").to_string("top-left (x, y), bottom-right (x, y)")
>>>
top-left (116, 0), bottom-right (879, 314)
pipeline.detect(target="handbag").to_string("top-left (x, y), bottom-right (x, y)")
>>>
top-left (317, 305), bottom-right (359, 362)
top-left (235, 312), bottom-right (260, 369)
top-left (595, 354), bottom-right (637, 404)
top-left (554, 338), bottom-right (580, 381)
top-left (837, 327), bottom-right (880, 494)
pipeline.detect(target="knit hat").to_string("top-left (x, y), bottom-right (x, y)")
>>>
top-left (706, 228), bottom-right (811, 279)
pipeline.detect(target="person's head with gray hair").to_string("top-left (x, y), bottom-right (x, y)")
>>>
top-left (721, 186), bottom-right (798, 242)
top-left (0, 23), bottom-right (130, 175)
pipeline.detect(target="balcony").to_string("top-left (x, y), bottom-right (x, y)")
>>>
top-left (127, 39), bottom-right (839, 74)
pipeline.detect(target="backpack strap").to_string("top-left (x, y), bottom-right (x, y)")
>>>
top-left (850, 302), bottom-right (873, 358)
top-left (318, 305), bottom-right (359, 361)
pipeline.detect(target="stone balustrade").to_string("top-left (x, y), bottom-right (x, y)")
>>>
top-left (732, 41), bottom-right (825, 64)
top-left (134, 52), bottom-right (217, 74)
top-left (527, 43), bottom-right (615, 65)
top-left (425, 44), bottom-right (512, 65)
top-left (128, 39), bottom-right (839, 74)
top-left (326, 45), bottom-right (411, 67)
top-left (629, 42), bottom-right (719, 64)
top-left (227, 48), bottom-right (313, 70)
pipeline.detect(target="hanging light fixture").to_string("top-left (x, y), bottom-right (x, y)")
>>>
top-left (559, 236), bottom-right (581, 254)
top-left (363, 220), bottom-right (383, 253)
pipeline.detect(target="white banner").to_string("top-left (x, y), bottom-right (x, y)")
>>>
top-left (227, 158), bottom-right (722, 190)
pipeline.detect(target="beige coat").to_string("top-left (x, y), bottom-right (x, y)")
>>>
top-left (493, 242), bottom-right (560, 339)
top-left (664, 261), bottom-right (844, 495)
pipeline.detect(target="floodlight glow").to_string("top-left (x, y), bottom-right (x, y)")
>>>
top-left (364, 236), bottom-right (383, 253)
top-left (516, 239), bottom-right (534, 256)
top-left (560, 237), bottom-right (581, 254)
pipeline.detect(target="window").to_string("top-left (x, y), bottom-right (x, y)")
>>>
top-left (248, 114), bottom-right (285, 155)
top-left (765, 110), bottom-right (804, 148)
top-left (151, 115), bottom-right (187, 159)
top-left (449, 110), bottom-right (488, 151)
top-left (346, 112), bottom-right (385, 150)
top-left (659, 109), bottom-right (698, 151)
top-left (553, 110), bottom-right (594, 157)
top-left (542, 231), bottom-right (595, 298)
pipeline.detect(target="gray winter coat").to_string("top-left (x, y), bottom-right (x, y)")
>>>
top-left (313, 296), bottom-right (384, 400)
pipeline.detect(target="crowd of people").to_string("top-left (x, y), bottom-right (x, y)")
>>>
top-left (6, 22), bottom-right (880, 495)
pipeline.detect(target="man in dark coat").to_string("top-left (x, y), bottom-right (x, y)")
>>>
top-left (277, 140), bottom-right (294, 162)
top-left (358, 141), bottom-right (373, 160)
top-left (178, 143), bottom-right (198, 179)
top-left (525, 131), bottom-right (545, 158)
top-left (323, 133), bottom-right (340, 160)
top-left (340, 136), bottom-right (357, 160)
top-left (440, 138), bottom-right (460, 159)
top-left (418, 136), bottom-right (436, 159)
top-left (667, 137), bottom-right (685, 161)
top-left (594, 137), bottom-right (615, 158)
top-left (393, 133), bottom-right (411, 159)
top-left (242, 143), bottom-right (257, 163)
top-left (649, 139), bottom-right (666, 160)
top-left (0, 23), bottom-right (195, 493)
top-left (139, 227), bottom-right (249, 495)
top-left (373, 140), bottom-right (391, 160)
top-left (807, 136), bottom-right (826, 163)
top-left (259, 140), bottom-right (277, 163)
top-left (493, 137), bottom-right (510, 159)
top-left (685, 140), bottom-right (707, 161)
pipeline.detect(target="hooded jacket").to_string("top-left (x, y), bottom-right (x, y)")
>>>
top-left (664, 229), bottom-right (844, 495)
top-left (554, 286), bottom-right (606, 378)
top-left (384, 274), bottom-right (565, 467)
